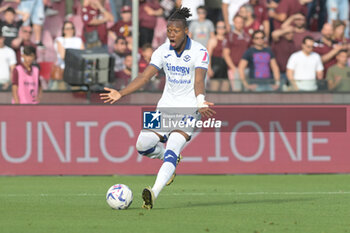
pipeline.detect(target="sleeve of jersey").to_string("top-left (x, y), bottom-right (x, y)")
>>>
top-left (149, 47), bottom-right (163, 71)
top-left (194, 49), bottom-right (209, 70)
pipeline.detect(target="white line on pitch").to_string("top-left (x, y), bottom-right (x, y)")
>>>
top-left (1, 191), bottom-right (350, 197)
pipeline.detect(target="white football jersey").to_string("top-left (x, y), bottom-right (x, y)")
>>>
top-left (150, 37), bottom-right (209, 108)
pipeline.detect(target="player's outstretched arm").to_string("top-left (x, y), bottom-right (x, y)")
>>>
top-left (100, 65), bottom-right (158, 104)
top-left (194, 68), bottom-right (216, 117)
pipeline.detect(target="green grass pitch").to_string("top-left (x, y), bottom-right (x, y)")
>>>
top-left (0, 174), bottom-right (349, 233)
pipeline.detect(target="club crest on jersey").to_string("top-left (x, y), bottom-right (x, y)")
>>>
top-left (183, 55), bottom-right (191, 62)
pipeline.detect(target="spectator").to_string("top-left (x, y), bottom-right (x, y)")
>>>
top-left (188, 6), bottom-right (215, 48)
top-left (139, 43), bottom-right (153, 73)
top-left (11, 26), bottom-right (37, 65)
top-left (286, 36), bottom-right (323, 91)
top-left (0, 31), bottom-right (16, 90)
top-left (207, 20), bottom-right (229, 91)
top-left (54, 21), bottom-right (84, 70)
top-left (12, 46), bottom-right (42, 104)
top-left (238, 30), bottom-right (280, 91)
top-left (222, 15), bottom-right (250, 91)
top-left (82, 0), bottom-right (114, 49)
top-left (281, 13), bottom-right (320, 50)
top-left (0, 6), bottom-right (29, 48)
top-left (238, 4), bottom-right (263, 39)
top-left (108, 5), bottom-right (132, 41)
top-left (249, 0), bottom-right (269, 40)
top-left (160, 0), bottom-right (176, 20)
top-left (109, 0), bottom-right (131, 23)
top-left (125, 34), bottom-right (133, 51)
top-left (52, 21), bottom-right (84, 89)
top-left (111, 36), bottom-right (128, 73)
top-left (269, 0), bottom-right (311, 30)
top-left (139, 0), bottom-right (163, 47)
top-left (114, 53), bottom-right (132, 89)
top-left (17, 0), bottom-right (45, 47)
top-left (327, 50), bottom-right (350, 92)
top-left (271, 25), bottom-right (297, 87)
top-left (222, 0), bottom-right (248, 32)
top-left (333, 20), bottom-right (349, 45)
top-left (326, 0), bottom-right (348, 27)
top-left (313, 23), bottom-right (346, 79)
top-left (176, 0), bottom-right (204, 21)
top-left (307, 0), bottom-right (326, 31)
top-left (202, 0), bottom-right (221, 26)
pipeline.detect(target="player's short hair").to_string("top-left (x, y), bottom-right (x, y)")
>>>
top-left (4, 7), bottom-right (16, 14)
top-left (168, 7), bottom-right (192, 28)
top-left (23, 46), bottom-right (36, 56)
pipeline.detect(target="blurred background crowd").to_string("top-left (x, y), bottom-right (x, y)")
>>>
top-left (1, 0), bottom-right (350, 99)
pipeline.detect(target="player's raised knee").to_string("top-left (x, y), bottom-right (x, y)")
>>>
top-left (136, 141), bottom-right (156, 156)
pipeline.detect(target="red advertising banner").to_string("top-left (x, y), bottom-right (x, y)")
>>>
top-left (0, 105), bottom-right (348, 175)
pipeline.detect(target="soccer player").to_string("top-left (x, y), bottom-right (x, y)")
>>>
top-left (100, 7), bottom-right (215, 209)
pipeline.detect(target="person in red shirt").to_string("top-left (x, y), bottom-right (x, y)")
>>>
top-left (271, 25), bottom-right (297, 87)
top-left (281, 13), bottom-right (321, 50)
top-left (313, 23), bottom-right (347, 79)
top-left (238, 4), bottom-right (263, 39)
top-left (138, 43), bottom-right (153, 73)
top-left (222, 15), bottom-right (250, 91)
top-left (269, 0), bottom-right (311, 30)
top-left (249, 0), bottom-right (269, 41)
top-left (114, 53), bottom-right (132, 89)
top-left (81, 0), bottom-right (114, 49)
top-left (11, 26), bottom-right (37, 65)
top-left (139, 0), bottom-right (164, 47)
top-left (108, 5), bottom-right (132, 41)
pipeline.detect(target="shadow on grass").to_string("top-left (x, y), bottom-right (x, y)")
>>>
top-left (165, 197), bottom-right (316, 209)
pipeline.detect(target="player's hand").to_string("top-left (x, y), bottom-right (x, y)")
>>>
top-left (100, 87), bottom-right (122, 104)
top-left (198, 101), bottom-right (216, 118)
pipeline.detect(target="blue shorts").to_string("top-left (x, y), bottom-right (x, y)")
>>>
top-left (18, 0), bottom-right (45, 26)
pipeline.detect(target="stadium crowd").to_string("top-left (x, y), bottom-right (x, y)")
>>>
top-left (0, 0), bottom-right (350, 103)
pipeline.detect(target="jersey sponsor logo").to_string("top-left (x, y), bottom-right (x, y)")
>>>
top-left (166, 63), bottom-right (190, 75)
top-left (183, 55), bottom-right (191, 62)
top-left (164, 54), bottom-right (171, 58)
top-left (168, 77), bottom-right (191, 84)
top-left (202, 52), bottom-right (209, 64)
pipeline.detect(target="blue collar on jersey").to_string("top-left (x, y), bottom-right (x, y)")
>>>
top-left (169, 36), bottom-right (191, 57)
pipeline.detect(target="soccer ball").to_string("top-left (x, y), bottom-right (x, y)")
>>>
top-left (106, 184), bottom-right (133, 210)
